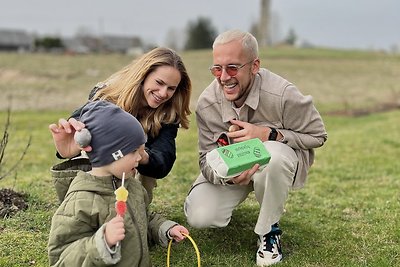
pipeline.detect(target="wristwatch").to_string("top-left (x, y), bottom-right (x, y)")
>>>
top-left (268, 127), bottom-right (278, 141)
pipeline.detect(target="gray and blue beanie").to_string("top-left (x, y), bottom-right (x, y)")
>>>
top-left (76, 100), bottom-right (146, 167)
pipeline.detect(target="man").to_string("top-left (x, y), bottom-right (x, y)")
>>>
top-left (184, 29), bottom-right (327, 266)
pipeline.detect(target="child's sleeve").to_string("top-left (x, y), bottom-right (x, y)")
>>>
top-left (48, 204), bottom-right (121, 266)
top-left (147, 210), bottom-right (178, 248)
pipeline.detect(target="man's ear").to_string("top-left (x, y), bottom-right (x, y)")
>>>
top-left (251, 58), bottom-right (260, 74)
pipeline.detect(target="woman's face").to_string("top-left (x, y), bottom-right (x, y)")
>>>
top-left (142, 65), bottom-right (181, 108)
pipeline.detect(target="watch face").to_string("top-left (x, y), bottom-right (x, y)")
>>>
top-left (269, 128), bottom-right (277, 141)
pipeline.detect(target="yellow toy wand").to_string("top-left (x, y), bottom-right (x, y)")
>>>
top-left (167, 232), bottom-right (201, 267)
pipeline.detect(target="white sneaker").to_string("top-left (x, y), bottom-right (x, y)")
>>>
top-left (256, 224), bottom-right (282, 266)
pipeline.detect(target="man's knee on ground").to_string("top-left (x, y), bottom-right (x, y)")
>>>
top-left (185, 204), bottom-right (230, 229)
top-left (185, 204), bottom-right (215, 228)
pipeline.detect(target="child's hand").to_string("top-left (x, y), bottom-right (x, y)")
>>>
top-left (105, 216), bottom-right (125, 247)
top-left (168, 225), bottom-right (189, 243)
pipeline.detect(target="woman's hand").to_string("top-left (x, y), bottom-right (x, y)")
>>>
top-left (48, 117), bottom-right (92, 158)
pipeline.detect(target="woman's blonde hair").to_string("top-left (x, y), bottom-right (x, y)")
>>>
top-left (93, 47), bottom-right (192, 137)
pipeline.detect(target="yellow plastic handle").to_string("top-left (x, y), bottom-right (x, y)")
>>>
top-left (167, 233), bottom-right (201, 267)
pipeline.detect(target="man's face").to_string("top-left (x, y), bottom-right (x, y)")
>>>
top-left (212, 40), bottom-right (259, 107)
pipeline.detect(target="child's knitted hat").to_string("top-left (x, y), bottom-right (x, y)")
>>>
top-left (76, 100), bottom-right (146, 167)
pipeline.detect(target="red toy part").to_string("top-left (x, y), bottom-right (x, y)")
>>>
top-left (115, 201), bottom-right (127, 216)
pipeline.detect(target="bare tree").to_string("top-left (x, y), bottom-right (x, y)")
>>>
top-left (0, 108), bottom-right (31, 180)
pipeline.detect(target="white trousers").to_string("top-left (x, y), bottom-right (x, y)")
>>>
top-left (184, 141), bottom-right (298, 235)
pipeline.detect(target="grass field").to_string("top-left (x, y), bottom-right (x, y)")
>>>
top-left (0, 48), bottom-right (399, 267)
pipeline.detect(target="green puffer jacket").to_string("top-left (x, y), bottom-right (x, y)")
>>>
top-left (48, 159), bottom-right (176, 267)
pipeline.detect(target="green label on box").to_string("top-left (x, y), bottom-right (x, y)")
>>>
top-left (216, 138), bottom-right (271, 176)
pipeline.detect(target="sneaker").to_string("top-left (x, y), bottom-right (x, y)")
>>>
top-left (256, 223), bottom-right (282, 266)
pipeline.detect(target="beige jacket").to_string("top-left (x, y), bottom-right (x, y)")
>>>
top-left (196, 68), bottom-right (327, 189)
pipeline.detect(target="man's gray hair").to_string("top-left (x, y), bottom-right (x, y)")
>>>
top-left (213, 29), bottom-right (259, 59)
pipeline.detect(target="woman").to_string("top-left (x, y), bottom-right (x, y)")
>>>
top-left (49, 47), bottom-right (192, 201)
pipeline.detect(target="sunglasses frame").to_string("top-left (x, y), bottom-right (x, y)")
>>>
top-left (209, 60), bottom-right (254, 77)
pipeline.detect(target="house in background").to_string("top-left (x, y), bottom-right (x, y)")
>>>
top-left (63, 34), bottom-right (144, 55)
top-left (0, 27), bottom-right (145, 54)
top-left (0, 29), bottom-right (34, 52)
top-left (100, 35), bottom-right (143, 54)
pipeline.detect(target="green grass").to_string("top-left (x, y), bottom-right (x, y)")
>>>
top-left (1, 48), bottom-right (400, 266)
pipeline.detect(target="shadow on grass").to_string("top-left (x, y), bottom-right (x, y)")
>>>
top-left (182, 204), bottom-right (317, 266)
top-left (152, 196), bottom-right (321, 266)
top-left (192, 203), bottom-right (321, 266)
top-left (282, 218), bottom-right (321, 263)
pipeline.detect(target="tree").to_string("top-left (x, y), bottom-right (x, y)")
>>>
top-left (35, 36), bottom-right (64, 51)
top-left (0, 108), bottom-right (31, 180)
top-left (284, 28), bottom-right (297, 46)
top-left (184, 17), bottom-right (217, 50)
top-left (0, 108), bottom-right (31, 218)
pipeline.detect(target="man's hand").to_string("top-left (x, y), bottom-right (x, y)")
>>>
top-left (226, 120), bottom-right (268, 143)
top-left (227, 119), bottom-right (281, 143)
top-left (228, 163), bottom-right (260, 185)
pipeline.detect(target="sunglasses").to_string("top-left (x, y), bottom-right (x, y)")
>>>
top-left (209, 60), bottom-right (254, 77)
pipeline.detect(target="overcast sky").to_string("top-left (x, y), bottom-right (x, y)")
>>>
top-left (1, 0), bottom-right (399, 51)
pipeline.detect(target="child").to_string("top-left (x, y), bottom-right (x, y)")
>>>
top-left (48, 100), bottom-right (189, 266)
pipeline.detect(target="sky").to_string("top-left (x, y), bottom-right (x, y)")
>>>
top-left (1, 0), bottom-right (399, 51)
